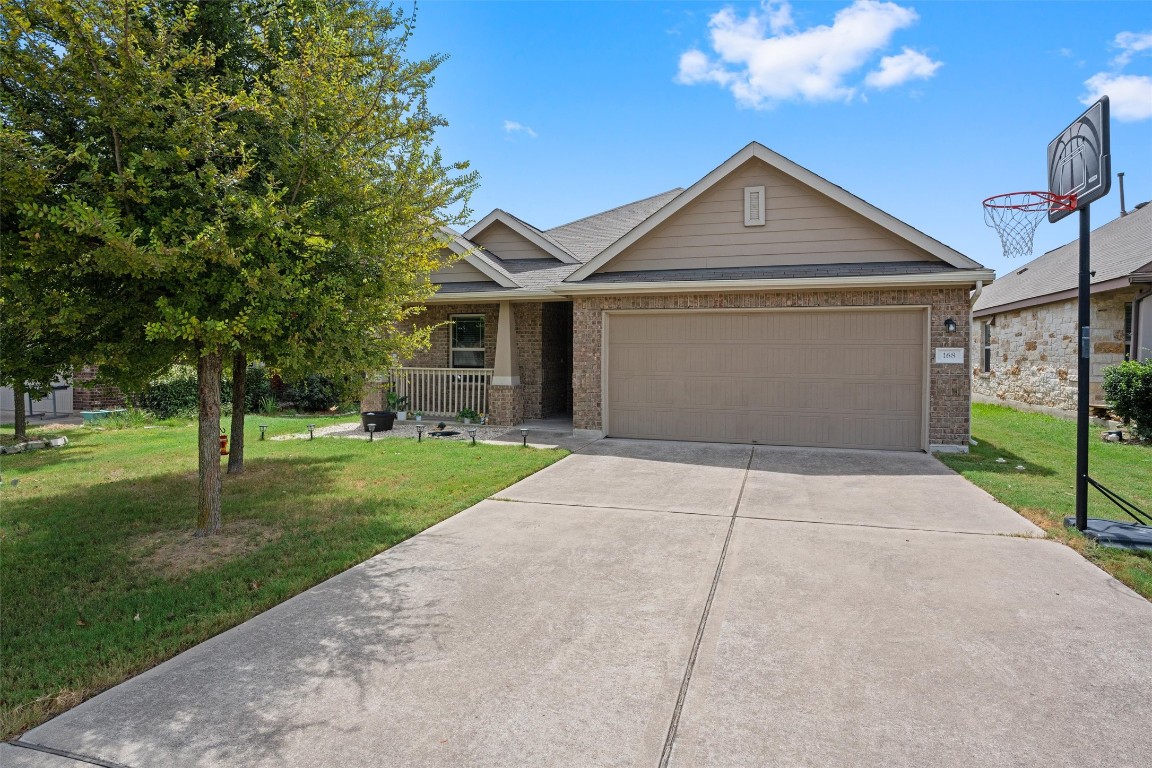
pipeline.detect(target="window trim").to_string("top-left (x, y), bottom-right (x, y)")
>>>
top-left (450, 314), bottom-right (486, 369)
top-left (1124, 302), bottom-right (1133, 360)
top-left (982, 320), bottom-right (992, 373)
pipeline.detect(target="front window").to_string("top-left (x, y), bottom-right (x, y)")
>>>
top-left (451, 315), bottom-right (485, 368)
top-left (982, 321), bottom-right (992, 373)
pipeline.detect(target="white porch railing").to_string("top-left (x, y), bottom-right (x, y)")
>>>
top-left (383, 367), bottom-right (492, 418)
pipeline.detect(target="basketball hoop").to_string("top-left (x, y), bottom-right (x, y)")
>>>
top-left (983, 191), bottom-right (1076, 258)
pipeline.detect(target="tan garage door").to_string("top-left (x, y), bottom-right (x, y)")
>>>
top-left (606, 309), bottom-right (926, 451)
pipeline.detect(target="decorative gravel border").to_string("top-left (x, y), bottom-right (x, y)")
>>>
top-left (273, 421), bottom-right (510, 442)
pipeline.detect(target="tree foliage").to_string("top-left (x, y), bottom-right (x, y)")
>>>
top-left (2, 0), bottom-right (476, 531)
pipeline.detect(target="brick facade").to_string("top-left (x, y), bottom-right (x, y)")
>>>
top-left (392, 301), bottom-right (571, 424)
top-left (573, 288), bottom-right (972, 448)
top-left (72, 366), bottom-right (127, 411)
top-left (971, 288), bottom-right (1138, 410)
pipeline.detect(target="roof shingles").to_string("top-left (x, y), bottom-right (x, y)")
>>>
top-left (974, 204), bottom-right (1152, 312)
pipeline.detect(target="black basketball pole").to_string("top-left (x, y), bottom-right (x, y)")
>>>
top-left (1075, 205), bottom-right (1091, 531)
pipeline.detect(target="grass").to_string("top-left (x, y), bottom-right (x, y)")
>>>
top-left (937, 403), bottom-right (1152, 600)
top-left (0, 414), bottom-right (566, 739)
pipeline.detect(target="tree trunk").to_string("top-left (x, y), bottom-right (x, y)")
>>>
top-left (196, 350), bottom-right (224, 536)
top-left (228, 351), bottom-right (246, 475)
top-left (13, 383), bottom-right (27, 440)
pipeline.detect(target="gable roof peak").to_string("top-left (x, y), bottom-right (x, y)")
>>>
top-left (464, 208), bottom-right (578, 264)
top-left (565, 141), bottom-right (984, 282)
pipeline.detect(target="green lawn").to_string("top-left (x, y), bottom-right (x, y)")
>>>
top-left (938, 404), bottom-right (1152, 600)
top-left (0, 414), bottom-right (566, 739)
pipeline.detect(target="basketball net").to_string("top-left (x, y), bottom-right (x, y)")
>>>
top-left (983, 191), bottom-right (1075, 259)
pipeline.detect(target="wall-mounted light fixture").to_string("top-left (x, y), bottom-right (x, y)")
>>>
top-left (944, 318), bottom-right (957, 333)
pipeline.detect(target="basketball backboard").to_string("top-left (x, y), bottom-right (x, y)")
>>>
top-left (1047, 96), bottom-right (1110, 222)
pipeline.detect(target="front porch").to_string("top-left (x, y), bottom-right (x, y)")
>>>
top-left (365, 300), bottom-right (572, 425)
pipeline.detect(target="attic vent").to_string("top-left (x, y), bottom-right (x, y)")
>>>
top-left (1017, 267), bottom-right (1028, 275)
top-left (744, 185), bottom-right (766, 227)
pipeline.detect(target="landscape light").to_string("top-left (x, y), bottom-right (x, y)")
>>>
top-left (520, 427), bottom-right (529, 447)
top-left (367, 423), bottom-right (376, 442)
top-left (467, 427), bottom-right (477, 446)
top-left (416, 424), bottom-right (425, 442)
top-left (308, 424), bottom-right (315, 440)
top-left (259, 424), bottom-right (267, 440)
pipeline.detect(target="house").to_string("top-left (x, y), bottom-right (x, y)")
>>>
top-left (0, 367), bottom-right (125, 420)
top-left (371, 142), bottom-right (993, 452)
top-left (971, 203), bottom-right (1152, 413)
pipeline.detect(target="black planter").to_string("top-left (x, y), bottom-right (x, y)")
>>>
top-left (361, 411), bottom-right (397, 432)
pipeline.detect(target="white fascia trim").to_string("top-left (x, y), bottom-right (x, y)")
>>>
top-left (566, 142), bottom-right (984, 282)
top-left (464, 209), bottom-right (579, 264)
top-left (552, 270), bottom-right (996, 296)
top-left (438, 227), bottom-right (520, 289)
top-left (425, 290), bottom-right (562, 303)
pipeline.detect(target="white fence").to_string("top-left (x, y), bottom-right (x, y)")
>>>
top-left (381, 367), bottom-right (492, 418)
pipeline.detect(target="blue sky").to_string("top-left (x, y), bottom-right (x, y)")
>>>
top-left (408, 1), bottom-right (1152, 278)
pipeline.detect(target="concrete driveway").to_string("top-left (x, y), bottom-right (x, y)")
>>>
top-left (7, 441), bottom-right (1152, 767)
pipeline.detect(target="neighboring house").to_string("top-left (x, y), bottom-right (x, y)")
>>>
top-left (971, 204), bottom-right (1152, 412)
top-left (0, 367), bottom-right (125, 418)
top-left (373, 142), bottom-right (993, 452)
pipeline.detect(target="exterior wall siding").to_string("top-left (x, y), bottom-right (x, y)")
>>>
top-left (473, 221), bottom-right (553, 260)
top-left (971, 288), bottom-right (1138, 410)
top-left (604, 158), bottom-right (940, 273)
top-left (574, 287), bottom-right (971, 448)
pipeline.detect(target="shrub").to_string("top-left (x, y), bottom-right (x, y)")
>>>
top-left (136, 365), bottom-right (205, 418)
top-left (243, 365), bottom-right (275, 413)
top-left (287, 374), bottom-right (342, 412)
top-left (137, 363), bottom-right (275, 419)
top-left (1102, 360), bottom-right (1152, 440)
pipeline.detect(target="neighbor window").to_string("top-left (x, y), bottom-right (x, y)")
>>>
top-left (982, 321), bottom-right (992, 373)
top-left (450, 315), bottom-right (485, 368)
top-left (1124, 302), bottom-right (1133, 360)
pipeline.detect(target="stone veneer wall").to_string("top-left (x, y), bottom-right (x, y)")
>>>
top-left (573, 288), bottom-right (972, 448)
top-left (971, 287), bottom-right (1138, 410)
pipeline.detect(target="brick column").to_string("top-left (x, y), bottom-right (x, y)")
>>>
top-left (487, 383), bottom-right (524, 426)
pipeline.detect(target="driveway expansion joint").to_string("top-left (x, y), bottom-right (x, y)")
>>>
top-left (658, 446), bottom-right (754, 768)
top-left (735, 513), bottom-right (1048, 538)
top-left (9, 740), bottom-right (133, 768)
top-left (489, 496), bottom-right (731, 518)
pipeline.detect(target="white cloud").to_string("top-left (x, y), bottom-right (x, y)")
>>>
top-left (865, 47), bottom-right (942, 88)
top-left (1082, 72), bottom-right (1152, 121)
top-left (675, 0), bottom-right (939, 108)
top-left (1112, 30), bottom-right (1152, 66)
top-left (1079, 29), bottom-right (1152, 122)
top-left (503, 120), bottom-right (537, 139)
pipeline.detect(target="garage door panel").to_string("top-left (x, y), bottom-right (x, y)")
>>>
top-left (607, 310), bottom-right (926, 451)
